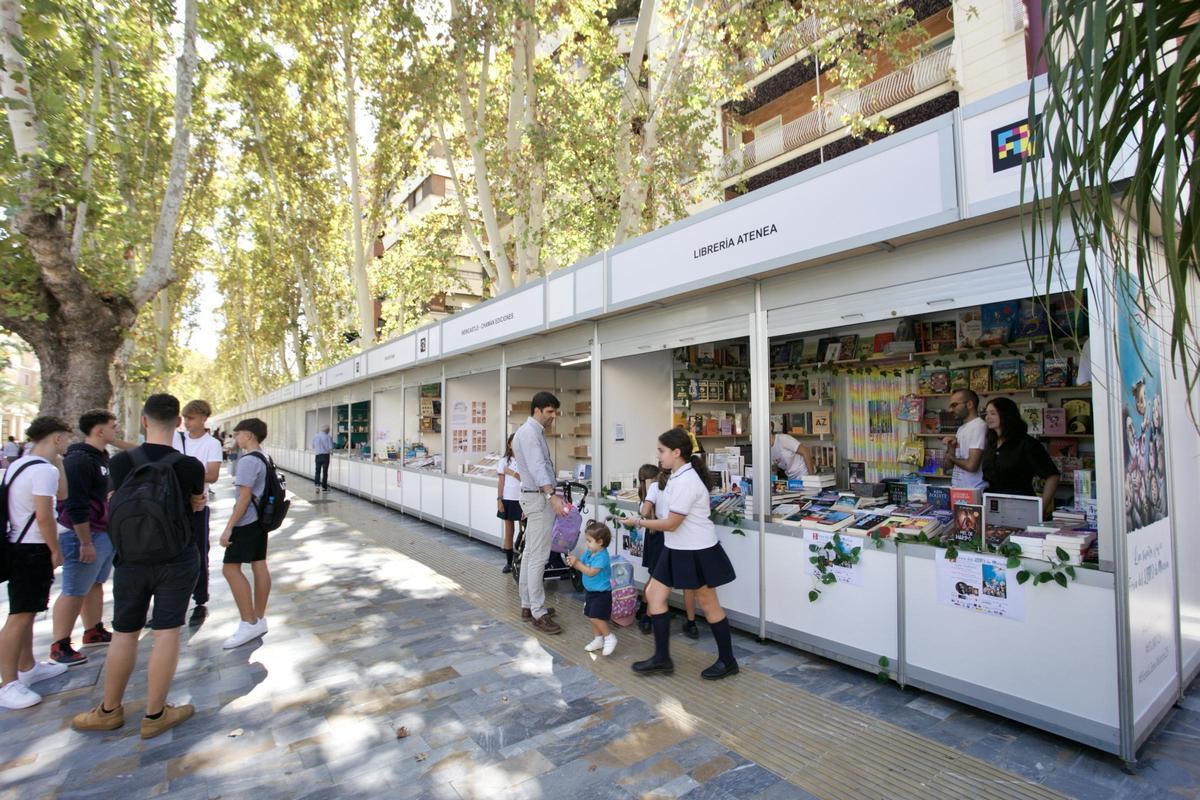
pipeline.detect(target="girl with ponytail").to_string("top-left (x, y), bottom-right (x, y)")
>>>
top-left (627, 428), bottom-right (739, 680)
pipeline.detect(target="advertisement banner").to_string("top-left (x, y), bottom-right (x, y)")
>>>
top-left (935, 550), bottom-right (1026, 621)
top-left (803, 530), bottom-right (865, 587)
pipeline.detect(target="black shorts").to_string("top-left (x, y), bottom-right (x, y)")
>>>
top-left (651, 544), bottom-right (737, 591)
top-left (224, 520), bottom-right (268, 564)
top-left (584, 590), bottom-right (613, 620)
top-left (6, 544), bottom-right (53, 614)
top-left (497, 499), bottom-right (523, 522)
top-left (112, 551), bottom-right (200, 632)
top-left (642, 532), bottom-right (665, 573)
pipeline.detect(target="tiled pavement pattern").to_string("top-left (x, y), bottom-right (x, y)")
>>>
top-left (0, 476), bottom-right (1193, 799)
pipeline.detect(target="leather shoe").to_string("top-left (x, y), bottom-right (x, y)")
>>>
top-left (520, 607), bottom-right (556, 619)
top-left (631, 657), bottom-right (674, 675)
top-left (700, 660), bottom-right (739, 680)
top-left (529, 615), bottom-right (562, 634)
top-left (188, 605), bottom-right (208, 627)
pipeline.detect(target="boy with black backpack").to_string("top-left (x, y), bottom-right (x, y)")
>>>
top-left (220, 418), bottom-right (285, 650)
top-left (71, 394), bottom-right (205, 739)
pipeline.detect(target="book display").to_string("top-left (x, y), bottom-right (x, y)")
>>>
top-left (335, 400), bottom-right (371, 451)
top-left (673, 338), bottom-right (752, 451)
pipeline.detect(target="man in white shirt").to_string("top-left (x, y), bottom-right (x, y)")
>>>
top-left (0, 417), bottom-right (70, 710)
top-left (769, 428), bottom-right (811, 481)
top-left (310, 426), bottom-right (335, 493)
top-left (942, 389), bottom-right (987, 488)
top-left (172, 400), bottom-right (223, 625)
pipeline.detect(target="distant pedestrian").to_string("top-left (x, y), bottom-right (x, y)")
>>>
top-left (48, 410), bottom-right (120, 667)
top-left (71, 394), bottom-right (205, 738)
top-left (310, 425), bottom-right (334, 493)
top-left (1, 436), bottom-right (18, 465)
top-left (566, 522), bottom-right (617, 656)
top-left (0, 417), bottom-right (70, 710)
top-left (173, 400), bottom-right (223, 626)
top-left (220, 418), bottom-right (273, 649)
top-left (495, 433), bottom-right (521, 573)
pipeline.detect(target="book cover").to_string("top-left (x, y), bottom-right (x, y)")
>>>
top-left (928, 485), bottom-right (951, 512)
top-left (969, 365), bottom-right (992, 392)
top-left (873, 332), bottom-right (894, 353)
top-left (979, 300), bottom-right (1018, 346)
top-left (697, 344), bottom-right (717, 366)
top-left (918, 368), bottom-right (950, 395)
top-left (991, 359), bottom-right (1022, 391)
top-left (897, 394), bottom-right (925, 422)
top-left (1019, 402), bottom-right (1047, 436)
top-left (922, 409), bottom-right (941, 434)
top-left (812, 409), bottom-right (832, 435)
top-left (907, 482), bottom-right (930, 503)
top-left (949, 368), bottom-right (968, 391)
top-left (1014, 299), bottom-right (1051, 340)
top-left (1047, 438), bottom-right (1079, 459)
top-left (1043, 357), bottom-right (1071, 387)
top-left (1051, 293), bottom-right (1090, 340)
top-left (673, 378), bottom-right (691, 402)
top-left (1063, 398), bottom-right (1093, 434)
top-left (847, 461), bottom-right (867, 484)
top-left (952, 502), bottom-right (983, 544)
top-left (1021, 357), bottom-right (1043, 389)
top-left (957, 307), bottom-right (983, 349)
top-left (847, 514), bottom-right (891, 535)
top-left (1043, 407), bottom-right (1067, 436)
top-left (868, 400), bottom-right (893, 434)
top-left (816, 337), bottom-right (840, 362)
top-left (950, 487), bottom-right (983, 506)
top-left (887, 481), bottom-right (909, 505)
top-left (770, 342), bottom-right (791, 368)
top-left (837, 334), bottom-right (859, 360)
top-left (930, 321), bottom-right (957, 349)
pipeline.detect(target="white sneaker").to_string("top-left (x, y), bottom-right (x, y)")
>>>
top-left (255, 617), bottom-right (268, 636)
top-left (584, 636), bottom-right (604, 652)
top-left (18, 661), bottom-right (68, 687)
top-left (602, 635), bottom-right (617, 656)
top-left (222, 621), bottom-right (262, 650)
top-left (0, 681), bottom-right (42, 709)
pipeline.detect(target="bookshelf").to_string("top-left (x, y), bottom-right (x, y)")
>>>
top-left (672, 339), bottom-right (753, 445)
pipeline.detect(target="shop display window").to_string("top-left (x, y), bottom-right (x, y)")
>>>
top-left (403, 383), bottom-right (443, 471)
top-left (335, 401), bottom-right (371, 454)
top-left (508, 359), bottom-right (592, 485)
top-left (446, 370), bottom-right (502, 476)
top-left (766, 291), bottom-right (1098, 566)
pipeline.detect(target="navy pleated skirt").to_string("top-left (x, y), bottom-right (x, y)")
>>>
top-left (651, 543), bottom-right (736, 590)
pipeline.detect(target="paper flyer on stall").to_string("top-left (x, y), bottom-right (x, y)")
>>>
top-left (935, 550), bottom-right (1025, 620)
top-left (803, 530), bottom-right (864, 587)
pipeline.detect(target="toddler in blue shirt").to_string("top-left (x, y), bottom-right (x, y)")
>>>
top-left (566, 522), bottom-right (616, 656)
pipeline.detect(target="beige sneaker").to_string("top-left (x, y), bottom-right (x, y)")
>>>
top-left (71, 704), bottom-right (125, 732)
top-left (140, 704), bottom-right (194, 739)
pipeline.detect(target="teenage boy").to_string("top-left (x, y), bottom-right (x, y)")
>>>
top-left (48, 410), bottom-right (120, 666)
top-left (511, 392), bottom-right (569, 635)
top-left (172, 400), bottom-right (223, 625)
top-left (72, 394), bottom-right (204, 738)
top-left (0, 417), bottom-right (70, 710)
top-left (310, 425), bottom-right (334, 492)
top-left (942, 389), bottom-right (987, 488)
top-left (220, 418), bottom-right (273, 649)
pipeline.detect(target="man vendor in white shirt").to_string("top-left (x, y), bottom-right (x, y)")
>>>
top-left (769, 425), bottom-right (812, 481)
top-left (942, 388), bottom-right (987, 488)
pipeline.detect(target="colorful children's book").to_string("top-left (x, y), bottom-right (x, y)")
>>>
top-left (837, 334), bottom-right (859, 360)
top-left (1043, 407), bottom-right (1067, 436)
top-left (1043, 357), bottom-right (1071, 387)
top-left (980, 300), bottom-right (1018, 346)
top-left (1014, 299), bottom-right (1051, 340)
top-left (991, 359), bottom-right (1022, 391)
top-left (918, 368), bottom-right (950, 395)
top-left (957, 307), bottom-right (983, 349)
top-left (897, 394), bottom-right (925, 422)
top-left (949, 368), bottom-right (968, 391)
top-left (921, 410), bottom-right (941, 434)
top-left (1019, 401), bottom-right (1047, 436)
top-left (1063, 398), bottom-right (1093, 434)
top-left (969, 365), bottom-right (992, 393)
top-left (1021, 357), bottom-right (1043, 389)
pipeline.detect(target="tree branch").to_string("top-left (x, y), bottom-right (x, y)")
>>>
top-left (0, 0), bottom-right (45, 158)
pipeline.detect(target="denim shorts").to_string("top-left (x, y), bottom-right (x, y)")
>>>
top-left (58, 530), bottom-right (115, 596)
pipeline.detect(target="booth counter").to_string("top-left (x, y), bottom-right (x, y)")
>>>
top-left (223, 78), bottom-right (1199, 764)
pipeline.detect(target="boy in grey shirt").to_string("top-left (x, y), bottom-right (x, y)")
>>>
top-left (220, 419), bottom-right (272, 650)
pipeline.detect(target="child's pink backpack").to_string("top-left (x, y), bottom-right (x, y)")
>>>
top-left (549, 504), bottom-right (583, 554)
top-left (610, 556), bottom-right (638, 625)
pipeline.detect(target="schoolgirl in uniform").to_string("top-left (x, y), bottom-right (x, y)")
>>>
top-left (636, 464), bottom-right (699, 638)
top-left (628, 428), bottom-right (738, 680)
top-left (495, 434), bottom-right (522, 573)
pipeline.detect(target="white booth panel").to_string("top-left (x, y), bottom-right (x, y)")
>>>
top-left (383, 467), bottom-right (403, 507)
top-left (443, 478), bottom-right (471, 529)
top-left (348, 461), bottom-right (364, 493)
top-left (420, 473), bottom-right (443, 518)
top-left (548, 272), bottom-right (575, 323)
top-left (765, 533), bottom-right (898, 661)
top-left (575, 260), bottom-right (604, 315)
top-left (402, 470), bottom-right (421, 511)
top-left (331, 458), bottom-right (345, 489)
top-left (904, 554), bottom-right (1120, 733)
top-left (369, 464), bottom-right (387, 502)
top-left (470, 482), bottom-right (503, 544)
top-left (716, 527), bottom-right (759, 621)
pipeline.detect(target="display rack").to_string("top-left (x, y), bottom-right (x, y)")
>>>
top-left (672, 340), bottom-right (752, 446)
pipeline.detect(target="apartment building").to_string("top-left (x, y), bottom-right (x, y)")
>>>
top-left (0, 332), bottom-right (39, 442)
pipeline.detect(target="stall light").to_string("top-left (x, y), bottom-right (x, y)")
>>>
top-left (559, 355), bottom-right (592, 367)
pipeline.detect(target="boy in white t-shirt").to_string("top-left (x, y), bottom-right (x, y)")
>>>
top-left (942, 389), bottom-right (987, 488)
top-left (0, 417), bottom-right (70, 710)
top-left (172, 400), bottom-right (224, 626)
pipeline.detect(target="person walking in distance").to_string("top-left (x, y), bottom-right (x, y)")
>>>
top-left (511, 392), bottom-right (569, 634)
top-left (48, 410), bottom-right (120, 667)
top-left (172, 400), bottom-right (223, 626)
top-left (220, 419), bottom-right (273, 649)
top-left (0, 417), bottom-right (70, 710)
top-left (311, 425), bottom-right (334, 493)
top-left (628, 428), bottom-right (740, 680)
top-left (2, 436), bottom-right (19, 466)
top-left (71, 394), bottom-right (206, 737)
top-left (495, 433), bottom-right (522, 573)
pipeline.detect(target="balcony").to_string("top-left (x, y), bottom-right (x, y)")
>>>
top-left (720, 46), bottom-right (954, 181)
top-left (737, 15), bottom-right (821, 77)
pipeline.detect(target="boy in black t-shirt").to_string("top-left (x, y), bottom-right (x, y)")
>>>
top-left (71, 394), bottom-right (206, 740)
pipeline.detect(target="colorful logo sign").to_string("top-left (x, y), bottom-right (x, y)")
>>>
top-left (990, 115), bottom-right (1040, 173)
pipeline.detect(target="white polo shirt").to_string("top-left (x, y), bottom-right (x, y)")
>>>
top-left (644, 481), bottom-right (670, 520)
top-left (664, 463), bottom-right (717, 551)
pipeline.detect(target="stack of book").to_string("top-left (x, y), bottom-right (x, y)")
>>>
top-left (799, 508), bottom-right (855, 532)
top-left (1007, 528), bottom-right (1053, 560)
top-left (1044, 530), bottom-right (1097, 565)
top-left (802, 474), bottom-right (837, 492)
top-left (1051, 507), bottom-right (1087, 526)
top-left (846, 513), bottom-right (892, 535)
top-left (895, 516), bottom-right (944, 539)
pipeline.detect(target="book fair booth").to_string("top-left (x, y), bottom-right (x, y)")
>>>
top-left (217, 79), bottom-right (1199, 765)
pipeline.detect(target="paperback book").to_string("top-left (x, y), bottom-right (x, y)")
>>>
top-left (991, 359), bottom-right (1022, 391)
top-left (979, 300), bottom-right (1018, 346)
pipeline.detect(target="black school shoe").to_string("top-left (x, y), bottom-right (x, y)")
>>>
top-left (701, 660), bottom-right (739, 680)
top-left (631, 657), bottom-right (674, 675)
top-left (682, 619), bottom-right (699, 639)
top-left (188, 605), bottom-right (208, 626)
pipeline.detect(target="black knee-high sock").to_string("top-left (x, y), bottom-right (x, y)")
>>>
top-left (651, 612), bottom-right (672, 662)
top-left (504, 548), bottom-right (513, 565)
top-left (709, 617), bottom-right (736, 665)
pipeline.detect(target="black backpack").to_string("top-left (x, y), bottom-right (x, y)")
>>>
top-left (108, 449), bottom-right (192, 564)
top-left (0, 459), bottom-right (45, 583)
top-left (246, 451), bottom-right (289, 532)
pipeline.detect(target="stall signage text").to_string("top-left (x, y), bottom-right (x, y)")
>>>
top-left (693, 224), bottom-right (779, 260)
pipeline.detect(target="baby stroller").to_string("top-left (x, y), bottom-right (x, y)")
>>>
top-left (511, 480), bottom-right (589, 593)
